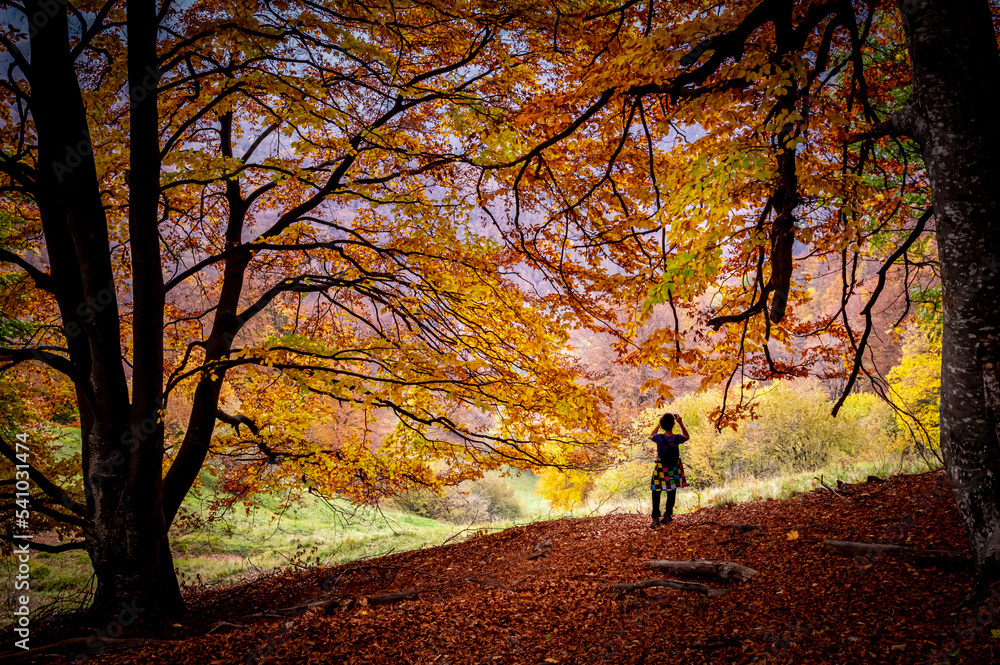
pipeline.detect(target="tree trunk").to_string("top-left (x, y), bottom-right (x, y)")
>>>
top-left (26, 0), bottom-right (182, 618)
top-left (896, 0), bottom-right (1000, 591)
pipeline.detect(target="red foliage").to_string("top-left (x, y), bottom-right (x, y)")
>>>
top-left (21, 471), bottom-right (1000, 664)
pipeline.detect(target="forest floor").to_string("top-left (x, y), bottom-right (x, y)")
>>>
top-left (9, 469), bottom-right (1000, 664)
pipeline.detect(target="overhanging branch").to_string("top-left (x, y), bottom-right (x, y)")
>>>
top-left (1, 535), bottom-right (87, 553)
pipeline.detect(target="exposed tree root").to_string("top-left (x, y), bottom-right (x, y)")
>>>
top-left (822, 540), bottom-right (972, 570)
top-left (602, 578), bottom-right (732, 597)
top-left (647, 559), bottom-right (758, 582)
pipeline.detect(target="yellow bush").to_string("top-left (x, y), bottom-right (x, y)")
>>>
top-left (887, 329), bottom-right (941, 452)
top-left (535, 467), bottom-right (592, 511)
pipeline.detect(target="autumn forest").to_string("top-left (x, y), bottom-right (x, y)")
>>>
top-left (1, 0), bottom-right (999, 663)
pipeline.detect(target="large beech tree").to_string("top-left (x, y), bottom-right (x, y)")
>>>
top-left (474, 0), bottom-right (999, 592)
top-left (0, 0), bottom-right (612, 616)
top-left (3, 0), bottom-right (999, 619)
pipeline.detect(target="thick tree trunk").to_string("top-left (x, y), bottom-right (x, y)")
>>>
top-left (896, 0), bottom-right (1000, 591)
top-left (162, 113), bottom-right (254, 524)
top-left (27, 0), bottom-right (182, 618)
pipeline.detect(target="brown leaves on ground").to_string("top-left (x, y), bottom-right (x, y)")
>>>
top-left (27, 471), bottom-right (1000, 664)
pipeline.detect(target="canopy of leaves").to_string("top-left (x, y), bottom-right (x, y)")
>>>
top-left (465, 0), bottom-right (944, 428)
top-left (0, 0), bottom-right (618, 540)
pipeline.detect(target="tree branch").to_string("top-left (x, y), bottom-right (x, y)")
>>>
top-left (215, 409), bottom-right (260, 436)
top-left (0, 434), bottom-right (87, 517)
top-left (1, 535), bottom-right (87, 554)
top-left (0, 346), bottom-right (77, 378)
top-left (850, 100), bottom-right (926, 143)
top-left (0, 247), bottom-right (55, 292)
top-left (832, 206), bottom-right (934, 415)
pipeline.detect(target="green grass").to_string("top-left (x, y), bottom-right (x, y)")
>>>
top-left (170, 467), bottom-right (548, 578)
top-left (172, 476), bottom-right (466, 578)
top-left (584, 456), bottom-right (938, 516)
top-left (493, 468), bottom-right (545, 515)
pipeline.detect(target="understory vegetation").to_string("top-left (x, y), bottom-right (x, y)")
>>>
top-left (10, 451), bottom-right (937, 615)
top-left (7, 333), bottom-right (943, 616)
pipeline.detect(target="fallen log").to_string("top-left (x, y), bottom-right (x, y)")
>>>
top-left (602, 578), bottom-right (732, 597)
top-left (646, 560), bottom-right (758, 582)
top-left (207, 621), bottom-right (248, 634)
top-left (822, 540), bottom-right (972, 570)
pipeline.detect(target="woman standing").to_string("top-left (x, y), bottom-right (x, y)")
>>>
top-left (649, 413), bottom-right (689, 527)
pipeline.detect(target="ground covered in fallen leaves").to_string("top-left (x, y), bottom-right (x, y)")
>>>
top-left (13, 470), bottom-right (1000, 664)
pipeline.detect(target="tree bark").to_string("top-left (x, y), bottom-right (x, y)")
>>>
top-left (250, 589), bottom-right (420, 617)
top-left (896, 0), bottom-right (1000, 592)
top-left (117, 0), bottom-right (183, 617)
top-left (26, 0), bottom-right (182, 618)
top-left (160, 113), bottom-right (253, 524)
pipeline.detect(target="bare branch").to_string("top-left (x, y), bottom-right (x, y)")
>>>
top-left (832, 207), bottom-right (934, 416)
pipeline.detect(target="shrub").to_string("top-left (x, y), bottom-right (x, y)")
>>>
top-left (535, 468), bottom-right (593, 511)
top-left (594, 379), bottom-right (911, 493)
top-left (473, 476), bottom-right (524, 521)
top-left (393, 484), bottom-right (491, 525)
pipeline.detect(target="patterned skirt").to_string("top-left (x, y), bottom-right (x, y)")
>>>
top-left (651, 459), bottom-right (688, 492)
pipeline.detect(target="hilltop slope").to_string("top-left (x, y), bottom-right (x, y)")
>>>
top-left (12, 470), bottom-right (1000, 664)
